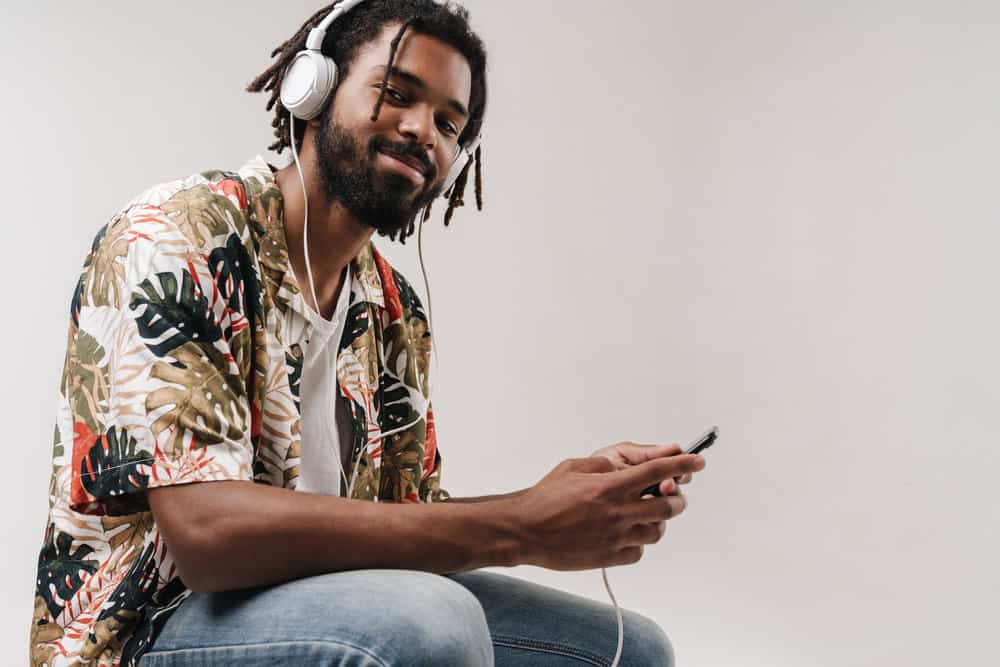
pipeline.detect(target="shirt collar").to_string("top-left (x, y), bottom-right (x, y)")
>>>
top-left (238, 155), bottom-right (386, 310)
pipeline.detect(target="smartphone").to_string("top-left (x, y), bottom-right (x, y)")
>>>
top-left (640, 426), bottom-right (718, 497)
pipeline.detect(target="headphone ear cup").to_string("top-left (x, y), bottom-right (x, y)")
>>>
top-left (280, 50), bottom-right (339, 121)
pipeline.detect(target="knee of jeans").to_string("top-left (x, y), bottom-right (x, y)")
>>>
top-left (625, 610), bottom-right (675, 667)
top-left (390, 573), bottom-right (494, 666)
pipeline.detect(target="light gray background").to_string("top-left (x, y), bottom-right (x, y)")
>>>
top-left (2, 1), bottom-right (997, 665)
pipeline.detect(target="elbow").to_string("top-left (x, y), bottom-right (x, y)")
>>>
top-left (149, 489), bottom-right (232, 593)
top-left (160, 520), bottom-right (223, 593)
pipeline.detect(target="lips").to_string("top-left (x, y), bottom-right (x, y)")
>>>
top-left (377, 148), bottom-right (427, 177)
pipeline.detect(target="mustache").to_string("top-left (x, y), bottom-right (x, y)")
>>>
top-left (369, 136), bottom-right (437, 181)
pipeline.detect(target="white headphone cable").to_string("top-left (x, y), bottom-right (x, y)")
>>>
top-left (290, 115), bottom-right (356, 495)
top-left (602, 567), bottom-right (625, 666)
top-left (289, 119), bottom-right (427, 497)
top-left (289, 119), bottom-right (624, 661)
top-left (344, 203), bottom-right (437, 498)
top-left (413, 186), bottom-right (624, 664)
top-left (289, 116), bottom-right (322, 319)
top-left (289, 116), bottom-right (430, 496)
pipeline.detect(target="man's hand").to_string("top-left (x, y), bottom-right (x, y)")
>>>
top-left (507, 453), bottom-right (706, 571)
top-left (589, 442), bottom-right (694, 496)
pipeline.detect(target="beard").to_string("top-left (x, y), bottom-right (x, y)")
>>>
top-left (313, 114), bottom-right (443, 239)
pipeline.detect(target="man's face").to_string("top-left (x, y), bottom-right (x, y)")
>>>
top-left (313, 22), bottom-right (473, 237)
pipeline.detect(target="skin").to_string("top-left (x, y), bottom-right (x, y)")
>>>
top-left (274, 22), bottom-right (472, 318)
top-left (147, 22), bottom-right (705, 593)
top-left (590, 443), bottom-right (696, 540)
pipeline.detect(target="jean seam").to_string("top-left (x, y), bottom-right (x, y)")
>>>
top-left (142, 638), bottom-right (390, 666)
top-left (491, 633), bottom-right (611, 667)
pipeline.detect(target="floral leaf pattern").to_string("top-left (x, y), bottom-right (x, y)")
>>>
top-left (130, 270), bottom-right (223, 359)
top-left (31, 156), bottom-right (447, 666)
top-left (35, 524), bottom-right (99, 619)
top-left (147, 343), bottom-right (248, 454)
top-left (78, 426), bottom-right (151, 505)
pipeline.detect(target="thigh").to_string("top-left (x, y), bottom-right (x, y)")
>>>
top-left (447, 570), bottom-right (674, 667)
top-left (140, 570), bottom-right (494, 667)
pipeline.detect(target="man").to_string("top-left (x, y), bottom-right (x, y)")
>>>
top-left (30, 1), bottom-right (705, 665)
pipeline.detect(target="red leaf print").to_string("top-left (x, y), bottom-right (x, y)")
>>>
top-left (423, 407), bottom-right (438, 474)
top-left (209, 179), bottom-right (249, 211)
top-left (373, 249), bottom-right (402, 321)
top-left (70, 422), bottom-right (98, 507)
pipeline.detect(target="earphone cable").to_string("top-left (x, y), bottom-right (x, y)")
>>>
top-left (288, 114), bottom-right (622, 665)
top-left (290, 115), bottom-right (353, 495)
top-left (289, 117), bottom-right (322, 317)
top-left (602, 566), bottom-right (625, 667)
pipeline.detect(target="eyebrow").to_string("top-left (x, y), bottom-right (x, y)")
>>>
top-left (377, 65), bottom-right (470, 119)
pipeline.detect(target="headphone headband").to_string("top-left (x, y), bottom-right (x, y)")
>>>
top-left (306, 0), bottom-right (369, 51)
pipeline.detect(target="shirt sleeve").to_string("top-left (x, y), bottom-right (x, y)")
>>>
top-left (67, 201), bottom-right (257, 516)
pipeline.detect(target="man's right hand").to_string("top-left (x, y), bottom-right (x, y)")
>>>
top-left (507, 453), bottom-right (705, 571)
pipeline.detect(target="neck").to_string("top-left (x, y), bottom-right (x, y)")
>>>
top-left (275, 137), bottom-right (374, 318)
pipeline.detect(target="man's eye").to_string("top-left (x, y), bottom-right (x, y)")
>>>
top-left (439, 120), bottom-right (458, 136)
top-left (385, 87), bottom-right (407, 102)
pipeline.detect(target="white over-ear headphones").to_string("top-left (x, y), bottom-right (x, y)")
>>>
top-left (279, 0), bottom-right (481, 196)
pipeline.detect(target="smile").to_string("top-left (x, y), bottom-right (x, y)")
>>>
top-left (376, 149), bottom-right (427, 185)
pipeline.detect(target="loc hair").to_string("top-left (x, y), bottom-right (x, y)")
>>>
top-left (246, 0), bottom-right (488, 242)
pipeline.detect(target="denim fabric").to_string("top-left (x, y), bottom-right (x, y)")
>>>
top-left (140, 569), bottom-right (673, 666)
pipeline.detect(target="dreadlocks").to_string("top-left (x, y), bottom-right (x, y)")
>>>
top-left (246, 0), bottom-right (487, 241)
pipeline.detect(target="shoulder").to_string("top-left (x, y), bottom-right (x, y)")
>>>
top-left (79, 165), bottom-right (260, 310)
top-left (122, 167), bottom-right (253, 249)
top-left (109, 165), bottom-right (257, 256)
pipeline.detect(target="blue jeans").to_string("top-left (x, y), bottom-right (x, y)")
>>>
top-left (139, 569), bottom-right (674, 666)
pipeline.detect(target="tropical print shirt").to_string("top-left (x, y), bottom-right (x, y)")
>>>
top-left (30, 156), bottom-right (448, 667)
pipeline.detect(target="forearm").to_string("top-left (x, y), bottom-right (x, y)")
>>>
top-left (150, 481), bottom-right (525, 593)
top-left (443, 488), bottom-right (530, 503)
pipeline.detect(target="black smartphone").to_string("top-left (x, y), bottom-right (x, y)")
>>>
top-left (640, 426), bottom-right (718, 497)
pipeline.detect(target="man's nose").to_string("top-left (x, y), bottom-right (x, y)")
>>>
top-left (398, 104), bottom-right (436, 150)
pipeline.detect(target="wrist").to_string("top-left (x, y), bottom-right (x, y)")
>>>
top-left (483, 495), bottom-right (534, 568)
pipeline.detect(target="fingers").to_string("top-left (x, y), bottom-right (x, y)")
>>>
top-left (640, 477), bottom-right (688, 497)
top-left (611, 546), bottom-right (645, 567)
top-left (664, 493), bottom-right (688, 520)
top-left (622, 515), bottom-right (672, 549)
top-left (630, 492), bottom-right (688, 524)
top-left (610, 442), bottom-right (683, 465)
top-left (613, 454), bottom-right (705, 497)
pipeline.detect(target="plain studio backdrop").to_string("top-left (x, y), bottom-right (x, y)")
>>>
top-left (2, 1), bottom-right (997, 665)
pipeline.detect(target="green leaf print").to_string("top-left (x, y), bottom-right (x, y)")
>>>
top-left (130, 269), bottom-right (222, 359)
top-left (86, 214), bottom-right (131, 310)
top-left (147, 343), bottom-right (246, 454)
top-left (159, 184), bottom-right (245, 248)
top-left (79, 426), bottom-right (151, 503)
top-left (64, 329), bottom-right (110, 432)
top-left (35, 523), bottom-right (99, 618)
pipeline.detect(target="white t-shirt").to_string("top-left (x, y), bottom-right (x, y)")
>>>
top-left (285, 266), bottom-right (356, 497)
